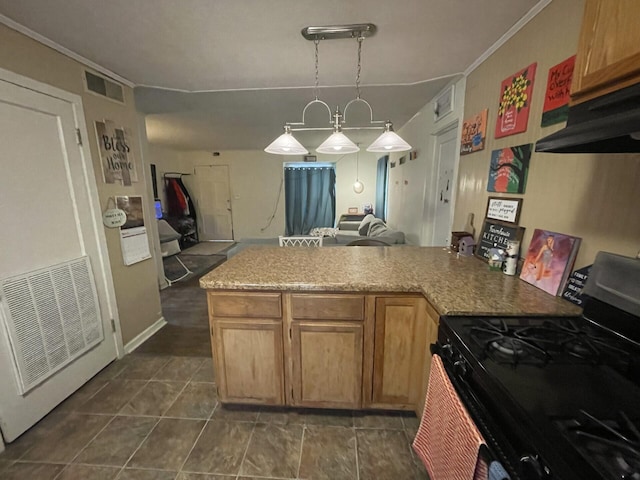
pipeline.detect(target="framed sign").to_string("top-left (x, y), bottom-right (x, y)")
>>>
top-left (485, 197), bottom-right (523, 225)
top-left (475, 219), bottom-right (525, 262)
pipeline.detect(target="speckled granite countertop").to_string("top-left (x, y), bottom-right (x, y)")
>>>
top-left (199, 246), bottom-right (582, 317)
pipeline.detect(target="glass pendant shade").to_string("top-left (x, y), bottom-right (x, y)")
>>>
top-left (366, 122), bottom-right (411, 153)
top-left (353, 180), bottom-right (364, 194)
top-left (316, 131), bottom-right (360, 154)
top-left (264, 127), bottom-right (309, 155)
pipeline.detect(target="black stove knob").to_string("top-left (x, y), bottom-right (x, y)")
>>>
top-left (520, 454), bottom-right (549, 478)
top-left (440, 343), bottom-right (453, 359)
top-left (453, 359), bottom-right (468, 377)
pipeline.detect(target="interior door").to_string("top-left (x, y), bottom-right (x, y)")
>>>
top-left (194, 165), bottom-right (234, 240)
top-left (0, 73), bottom-right (117, 442)
top-left (431, 126), bottom-right (459, 246)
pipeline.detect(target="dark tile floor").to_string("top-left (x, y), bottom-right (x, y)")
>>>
top-left (0, 262), bottom-right (428, 480)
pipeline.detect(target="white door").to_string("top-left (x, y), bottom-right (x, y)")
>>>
top-left (194, 165), bottom-right (234, 240)
top-left (0, 73), bottom-right (118, 441)
top-left (431, 126), bottom-right (459, 246)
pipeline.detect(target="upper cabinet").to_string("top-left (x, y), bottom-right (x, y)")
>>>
top-left (571, 0), bottom-right (640, 104)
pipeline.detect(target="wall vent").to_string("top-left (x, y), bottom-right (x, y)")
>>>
top-left (84, 70), bottom-right (125, 104)
top-left (0, 256), bottom-right (104, 394)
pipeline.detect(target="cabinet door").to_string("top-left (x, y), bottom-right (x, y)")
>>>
top-left (572, 0), bottom-right (640, 103)
top-left (372, 296), bottom-right (426, 409)
top-left (213, 319), bottom-right (284, 405)
top-left (291, 321), bottom-right (363, 409)
top-left (416, 301), bottom-right (440, 418)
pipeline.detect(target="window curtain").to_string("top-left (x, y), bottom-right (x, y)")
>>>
top-left (375, 156), bottom-right (389, 221)
top-left (284, 165), bottom-right (336, 235)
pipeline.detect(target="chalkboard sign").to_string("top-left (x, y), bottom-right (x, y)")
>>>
top-left (475, 219), bottom-right (525, 262)
top-left (561, 264), bottom-right (592, 306)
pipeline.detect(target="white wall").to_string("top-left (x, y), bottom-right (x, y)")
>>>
top-left (321, 151), bottom-right (378, 217)
top-left (386, 76), bottom-right (466, 245)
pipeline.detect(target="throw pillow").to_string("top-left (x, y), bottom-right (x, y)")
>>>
top-left (358, 214), bottom-right (375, 236)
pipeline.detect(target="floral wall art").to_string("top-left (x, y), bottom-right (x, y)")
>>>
top-left (495, 63), bottom-right (537, 138)
top-left (487, 143), bottom-right (532, 194)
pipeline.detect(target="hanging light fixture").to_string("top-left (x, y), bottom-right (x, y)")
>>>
top-left (353, 147), bottom-right (364, 193)
top-left (264, 24), bottom-right (411, 155)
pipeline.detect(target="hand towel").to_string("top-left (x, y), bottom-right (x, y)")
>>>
top-left (413, 354), bottom-right (486, 480)
top-left (489, 460), bottom-right (511, 480)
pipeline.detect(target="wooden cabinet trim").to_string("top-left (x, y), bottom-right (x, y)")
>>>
top-left (290, 293), bottom-right (365, 321)
top-left (208, 291), bottom-right (282, 319)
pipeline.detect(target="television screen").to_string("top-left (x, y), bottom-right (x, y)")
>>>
top-left (154, 200), bottom-right (163, 219)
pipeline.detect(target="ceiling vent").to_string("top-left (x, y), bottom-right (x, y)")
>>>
top-left (84, 70), bottom-right (125, 104)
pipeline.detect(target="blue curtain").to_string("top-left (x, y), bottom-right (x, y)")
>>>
top-left (284, 165), bottom-right (336, 235)
top-left (375, 156), bottom-right (388, 221)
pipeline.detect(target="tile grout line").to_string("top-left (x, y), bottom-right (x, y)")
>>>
top-left (235, 417), bottom-right (258, 480)
top-left (295, 424), bottom-right (306, 479)
top-left (174, 416), bottom-right (210, 477)
top-left (117, 414), bottom-right (163, 476)
top-left (50, 413), bottom-right (118, 480)
top-left (354, 425), bottom-right (361, 480)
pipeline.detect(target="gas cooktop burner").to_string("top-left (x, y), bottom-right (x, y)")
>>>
top-left (470, 319), bottom-right (551, 365)
top-left (558, 410), bottom-right (640, 480)
top-left (469, 318), bottom-right (632, 366)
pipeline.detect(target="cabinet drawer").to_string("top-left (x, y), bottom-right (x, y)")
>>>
top-left (209, 292), bottom-right (282, 318)
top-left (290, 294), bottom-right (364, 321)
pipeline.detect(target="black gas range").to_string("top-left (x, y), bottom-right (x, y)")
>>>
top-left (434, 252), bottom-right (640, 480)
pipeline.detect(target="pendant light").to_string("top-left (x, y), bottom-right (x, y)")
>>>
top-left (264, 125), bottom-right (309, 155)
top-left (367, 121), bottom-right (412, 153)
top-left (316, 109), bottom-right (359, 154)
top-left (264, 24), bottom-right (411, 155)
top-left (353, 147), bottom-right (364, 193)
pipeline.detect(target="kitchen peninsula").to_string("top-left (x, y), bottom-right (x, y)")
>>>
top-left (200, 246), bottom-right (580, 416)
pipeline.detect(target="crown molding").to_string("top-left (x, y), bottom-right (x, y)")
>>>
top-left (0, 14), bottom-right (135, 88)
top-left (464, 0), bottom-right (553, 77)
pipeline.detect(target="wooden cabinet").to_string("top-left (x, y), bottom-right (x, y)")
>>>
top-left (212, 319), bottom-right (284, 404)
top-left (208, 292), bottom-right (284, 405)
top-left (290, 321), bottom-right (363, 408)
top-left (571, 0), bottom-right (640, 104)
top-left (207, 290), bottom-right (441, 413)
top-left (286, 293), bottom-right (365, 409)
top-left (370, 296), bottom-right (427, 409)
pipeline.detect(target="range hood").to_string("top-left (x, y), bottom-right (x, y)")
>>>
top-left (535, 82), bottom-right (640, 153)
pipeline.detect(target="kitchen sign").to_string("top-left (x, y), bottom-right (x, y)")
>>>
top-left (476, 219), bottom-right (525, 262)
top-left (485, 197), bottom-right (523, 225)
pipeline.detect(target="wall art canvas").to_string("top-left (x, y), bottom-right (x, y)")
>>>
top-left (487, 143), bottom-right (532, 193)
top-left (460, 109), bottom-right (488, 155)
top-left (95, 120), bottom-right (137, 185)
top-left (541, 55), bottom-right (576, 127)
top-left (520, 229), bottom-right (581, 296)
top-left (495, 63), bottom-right (537, 138)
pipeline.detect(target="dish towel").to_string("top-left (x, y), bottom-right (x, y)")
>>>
top-left (413, 354), bottom-right (486, 480)
top-left (489, 461), bottom-right (511, 480)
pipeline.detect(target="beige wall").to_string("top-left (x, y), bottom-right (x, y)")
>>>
top-left (332, 151), bottom-right (378, 217)
top-left (454, 0), bottom-right (640, 268)
top-left (0, 24), bottom-right (162, 345)
top-left (387, 77), bottom-right (466, 245)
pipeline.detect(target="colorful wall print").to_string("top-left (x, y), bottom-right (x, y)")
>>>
top-left (95, 120), bottom-right (137, 185)
top-left (541, 55), bottom-right (576, 127)
top-left (460, 109), bottom-right (488, 155)
top-left (495, 63), bottom-right (537, 138)
top-left (487, 143), bottom-right (532, 193)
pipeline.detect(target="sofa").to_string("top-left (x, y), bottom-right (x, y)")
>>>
top-left (226, 214), bottom-right (405, 258)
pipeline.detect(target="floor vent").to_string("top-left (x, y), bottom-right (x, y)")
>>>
top-left (0, 256), bottom-right (104, 394)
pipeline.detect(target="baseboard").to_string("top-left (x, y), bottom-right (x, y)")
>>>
top-left (124, 316), bottom-right (167, 354)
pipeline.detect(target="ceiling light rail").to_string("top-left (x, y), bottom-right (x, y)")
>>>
top-left (265, 23), bottom-right (411, 156)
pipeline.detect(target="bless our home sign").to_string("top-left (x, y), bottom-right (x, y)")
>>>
top-left (95, 119), bottom-right (138, 186)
